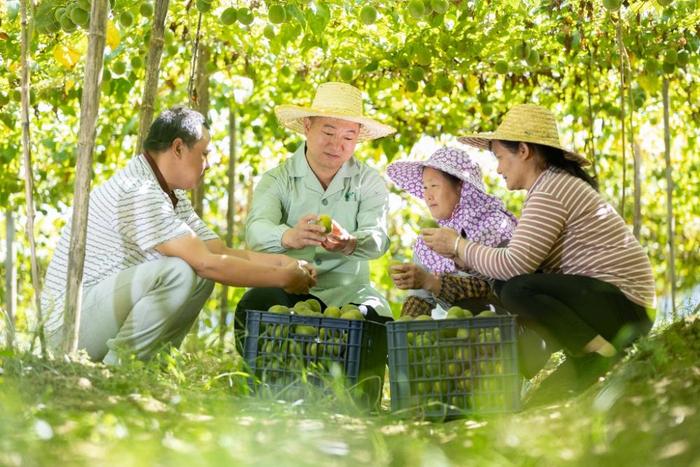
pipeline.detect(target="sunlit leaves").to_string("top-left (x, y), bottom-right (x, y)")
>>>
top-left (106, 20), bottom-right (120, 49)
top-left (53, 43), bottom-right (81, 69)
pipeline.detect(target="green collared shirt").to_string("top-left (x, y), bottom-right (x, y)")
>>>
top-left (245, 144), bottom-right (391, 316)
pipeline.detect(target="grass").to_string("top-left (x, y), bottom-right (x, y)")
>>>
top-left (2, 313), bottom-right (700, 466)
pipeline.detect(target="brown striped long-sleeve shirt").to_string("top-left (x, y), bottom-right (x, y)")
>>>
top-left (462, 167), bottom-right (656, 309)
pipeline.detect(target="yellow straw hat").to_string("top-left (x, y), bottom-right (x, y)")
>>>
top-left (274, 82), bottom-right (396, 141)
top-left (458, 104), bottom-right (589, 166)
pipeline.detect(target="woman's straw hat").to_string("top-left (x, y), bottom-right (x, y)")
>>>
top-left (275, 82), bottom-right (396, 141)
top-left (458, 104), bottom-right (589, 166)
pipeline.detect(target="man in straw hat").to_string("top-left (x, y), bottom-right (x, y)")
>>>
top-left (236, 82), bottom-right (396, 341)
top-left (423, 104), bottom-right (655, 399)
top-left (41, 106), bottom-right (315, 364)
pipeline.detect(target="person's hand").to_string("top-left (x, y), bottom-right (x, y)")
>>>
top-left (390, 263), bottom-right (438, 291)
top-left (281, 214), bottom-right (327, 250)
top-left (300, 260), bottom-right (317, 283)
top-left (281, 260), bottom-right (316, 295)
top-left (453, 255), bottom-right (468, 269)
top-left (321, 219), bottom-right (357, 255)
top-left (421, 227), bottom-right (460, 258)
top-left (275, 253), bottom-right (299, 268)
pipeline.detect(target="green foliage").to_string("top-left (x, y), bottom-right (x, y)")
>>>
top-left (2, 314), bottom-right (700, 465)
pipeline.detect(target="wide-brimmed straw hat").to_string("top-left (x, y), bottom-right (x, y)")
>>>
top-left (387, 147), bottom-right (490, 199)
top-left (274, 82), bottom-right (396, 141)
top-left (458, 104), bottom-right (589, 166)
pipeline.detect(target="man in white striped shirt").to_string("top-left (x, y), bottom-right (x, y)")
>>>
top-left (43, 107), bottom-right (315, 364)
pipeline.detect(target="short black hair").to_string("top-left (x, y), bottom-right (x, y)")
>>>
top-left (143, 106), bottom-right (209, 153)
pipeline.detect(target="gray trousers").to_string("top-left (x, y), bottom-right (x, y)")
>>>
top-left (49, 257), bottom-right (214, 364)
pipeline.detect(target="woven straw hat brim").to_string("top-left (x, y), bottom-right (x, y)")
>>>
top-left (275, 105), bottom-right (396, 141)
top-left (458, 103), bottom-right (590, 167)
top-left (458, 133), bottom-right (590, 167)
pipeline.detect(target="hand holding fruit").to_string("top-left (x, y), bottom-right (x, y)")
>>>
top-left (281, 214), bottom-right (327, 249)
top-left (390, 262), bottom-right (439, 293)
top-left (320, 218), bottom-right (357, 255)
top-left (421, 227), bottom-right (460, 259)
top-left (281, 260), bottom-right (316, 295)
top-left (300, 260), bottom-right (317, 282)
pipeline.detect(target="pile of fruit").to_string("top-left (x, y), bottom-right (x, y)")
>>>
top-left (252, 299), bottom-right (366, 385)
top-left (389, 307), bottom-right (513, 412)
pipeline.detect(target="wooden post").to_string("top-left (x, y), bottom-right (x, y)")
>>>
top-left (62, 0), bottom-right (109, 355)
top-left (662, 79), bottom-right (677, 320)
top-left (585, 49), bottom-right (597, 179)
top-left (616, 19), bottom-right (627, 217)
top-left (624, 46), bottom-right (641, 239)
top-left (136, 0), bottom-right (170, 152)
top-left (20, 0), bottom-right (46, 356)
top-left (191, 45), bottom-right (210, 217)
top-left (632, 142), bottom-right (641, 239)
top-left (4, 211), bottom-right (16, 349)
top-left (219, 108), bottom-right (236, 350)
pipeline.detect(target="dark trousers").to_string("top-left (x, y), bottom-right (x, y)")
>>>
top-left (234, 287), bottom-right (392, 353)
top-left (453, 292), bottom-right (508, 315)
top-left (495, 274), bottom-right (653, 377)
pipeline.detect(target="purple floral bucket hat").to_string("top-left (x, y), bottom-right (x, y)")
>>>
top-left (387, 147), bottom-right (517, 274)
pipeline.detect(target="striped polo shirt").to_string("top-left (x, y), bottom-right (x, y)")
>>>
top-left (463, 167), bottom-right (656, 309)
top-left (41, 154), bottom-right (218, 335)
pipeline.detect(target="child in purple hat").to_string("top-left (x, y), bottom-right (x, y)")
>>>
top-left (386, 147), bottom-right (517, 317)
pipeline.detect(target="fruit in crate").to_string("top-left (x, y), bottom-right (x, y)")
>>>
top-left (446, 306), bottom-right (473, 319)
top-left (340, 308), bottom-right (364, 320)
top-left (305, 298), bottom-right (322, 314)
top-left (476, 310), bottom-right (498, 318)
top-left (268, 304), bottom-right (289, 314)
top-left (323, 306), bottom-right (342, 318)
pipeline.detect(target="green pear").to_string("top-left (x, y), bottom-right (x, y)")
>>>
top-left (340, 303), bottom-right (359, 313)
top-left (359, 5), bottom-right (377, 25)
top-left (477, 310), bottom-right (498, 318)
top-left (268, 4), bottom-right (286, 24)
top-left (323, 306), bottom-right (342, 318)
top-left (268, 304), bottom-right (289, 314)
top-left (220, 7), bottom-right (238, 25)
top-left (295, 325), bottom-right (317, 336)
top-left (293, 301), bottom-right (312, 315)
top-left (446, 306), bottom-right (465, 319)
top-left (305, 298), bottom-right (322, 314)
top-left (340, 309), bottom-right (364, 320)
top-left (318, 214), bottom-right (333, 233)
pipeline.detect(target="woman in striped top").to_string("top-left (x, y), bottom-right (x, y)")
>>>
top-left (423, 104), bottom-right (656, 388)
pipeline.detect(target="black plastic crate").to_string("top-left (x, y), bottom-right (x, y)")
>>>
top-left (387, 315), bottom-right (521, 419)
top-left (243, 310), bottom-right (387, 408)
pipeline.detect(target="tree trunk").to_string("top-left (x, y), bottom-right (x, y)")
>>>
top-left (62, 0), bottom-right (109, 355)
top-left (191, 45), bottom-right (210, 216)
top-left (585, 51), bottom-right (597, 179)
top-left (219, 108), bottom-right (237, 350)
top-left (632, 142), bottom-right (642, 239)
top-left (20, 0), bottom-right (46, 357)
top-left (616, 20), bottom-right (627, 217)
top-left (4, 211), bottom-right (16, 349)
top-left (662, 78), bottom-right (677, 320)
top-left (625, 55), bottom-right (641, 239)
top-left (136, 0), bottom-right (170, 152)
